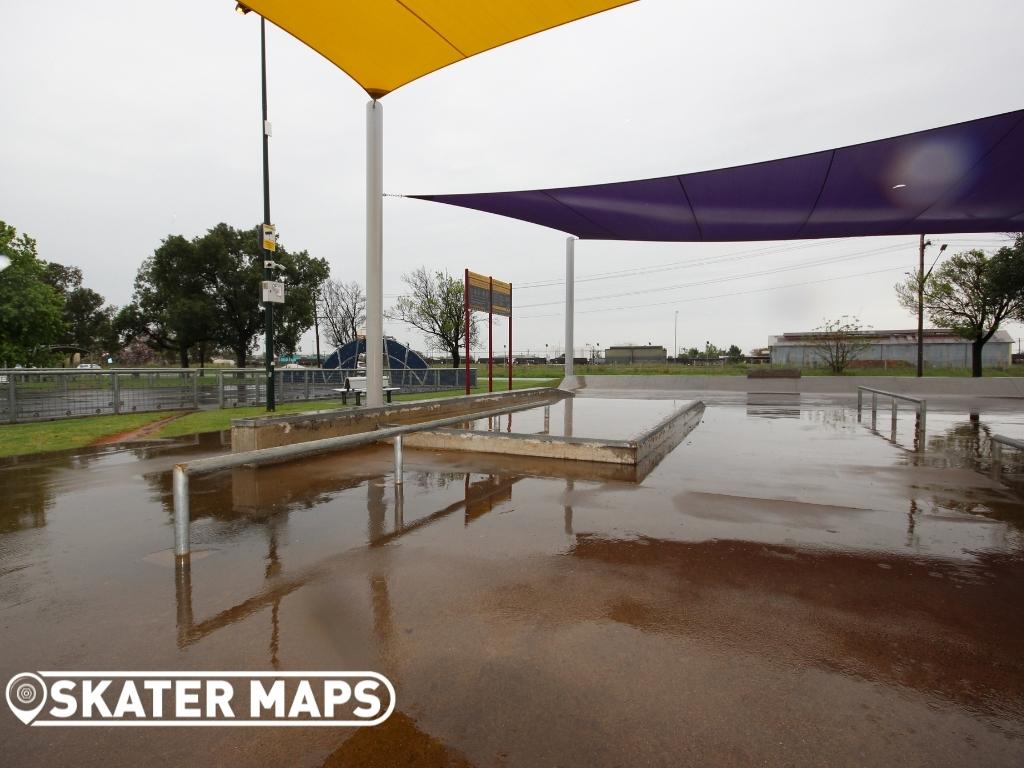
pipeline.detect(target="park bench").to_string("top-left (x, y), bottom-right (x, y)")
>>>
top-left (333, 375), bottom-right (400, 406)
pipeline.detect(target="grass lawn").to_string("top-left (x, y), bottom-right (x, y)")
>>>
top-left (0, 411), bottom-right (172, 459)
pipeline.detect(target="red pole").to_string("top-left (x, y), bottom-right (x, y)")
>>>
top-left (464, 268), bottom-right (470, 395)
top-left (508, 283), bottom-right (513, 391)
top-left (488, 276), bottom-right (493, 392)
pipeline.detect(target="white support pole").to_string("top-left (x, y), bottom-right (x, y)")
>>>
top-left (366, 100), bottom-right (384, 407)
top-left (565, 237), bottom-right (575, 379)
top-left (172, 465), bottom-right (190, 560)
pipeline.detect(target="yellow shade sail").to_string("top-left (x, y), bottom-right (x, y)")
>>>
top-left (237, 0), bottom-right (636, 97)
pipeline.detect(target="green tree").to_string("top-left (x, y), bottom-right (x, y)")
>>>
top-left (41, 263), bottom-right (117, 356)
top-left (388, 267), bottom-right (477, 368)
top-left (120, 234), bottom-right (219, 367)
top-left (726, 344), bottom-right (743, 362)
top-left (0, 221), bottom-right (66, 366)
top-left (897, 239), bottom-right (1024, 377)
top-left (197, 223), bottom-right (328, 367)
top-left (42, 262), bottom-right (83, 295)
top-left (63, 288), bottom-right (117, 355)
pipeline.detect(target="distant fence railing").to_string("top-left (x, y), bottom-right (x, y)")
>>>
top-left (0, 367), bottom-right (476, 423)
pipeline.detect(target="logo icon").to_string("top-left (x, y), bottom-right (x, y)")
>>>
top-left (5, 672), bottom-right (47, 725)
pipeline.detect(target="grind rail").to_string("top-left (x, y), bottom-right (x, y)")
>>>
top-left (856, 386), bottom-right (927, 440)
top-left (991, 434), bottom-right (1024, 481)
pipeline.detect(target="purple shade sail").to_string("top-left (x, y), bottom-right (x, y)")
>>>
top-left (411, 109), bottom-right (1024, 241)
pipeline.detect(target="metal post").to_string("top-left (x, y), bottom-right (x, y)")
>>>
top-left (488, 276), bottom-right (493, 392)
top-left (856, 388), bottom-right (863, 419)
top-left (172, 465), bottom-right (190, 559)
top-left (366, 99), bottom-right (384, 407)
top-left (174, 557), bottom-right (193, 648)
top-left (871, 393), bottom-right (877, 428)
top-left (393, 435), bottom-right (403, 484)
top-left (192, 370), bottom-right (199, 408)
top-left (112, 372), bottom-right (121, 414)
top-left (261, 16), bottom-right (276, 412)
top-left (891, 398), bottom-right (897, 432)
top-left (304, 368), bottom-right (311, 401)
top-left (917, 234), bottom-right (925, 378)
top-left (464, 267), bottom-right (471, 395)
top-left (217, 370), bottom-right (225, 409)
top-left (394, 483), bottom-right (404, 529)
top-left (7, 372), bottom-right (16, 424)
top-left (508, 282), bottom-right (513, 391)
top-left (565, 237), bottom-right (575, 379)
top-left (918, 401), bottom-right (927, 441)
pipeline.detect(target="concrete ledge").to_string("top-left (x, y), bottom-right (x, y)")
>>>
top-left (403, 430), bottom-right (636, 464)
top-left (566, 375), bottom-right (1024, 397)
top-left (403, 399), bottom-right (704, 482)
top-left (231, 387), bottom-right (560, 452)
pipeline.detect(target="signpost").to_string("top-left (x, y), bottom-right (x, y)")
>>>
top-left (464, 269), bottom-right (512, 394)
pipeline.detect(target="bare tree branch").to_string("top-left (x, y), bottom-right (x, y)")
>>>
top-left (387, 267), bottom-right (478, 368)
top-left (317, 279), bottom-right (366, 348)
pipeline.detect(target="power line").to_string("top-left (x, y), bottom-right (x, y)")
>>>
top-left (515, 242), bottom-right (908, 308)
top-left (517, 264), bottom-right (908, 319)
top-left (514, 238), bottom-right (851, 289)
top-left (380, 236), bottom-right (1003, 304)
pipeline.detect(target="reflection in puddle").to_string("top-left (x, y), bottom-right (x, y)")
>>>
top-left (459, 397), bottom-right (686, 440)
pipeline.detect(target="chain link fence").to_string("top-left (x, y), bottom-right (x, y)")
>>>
top-left (1, 367), bottom-right (475, 423)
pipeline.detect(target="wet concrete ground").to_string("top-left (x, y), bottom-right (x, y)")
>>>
top-left (1, 393), bottom-right (1023, 766)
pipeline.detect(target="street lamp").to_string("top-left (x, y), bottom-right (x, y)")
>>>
top-left (916, 235), bottom-right (947, 378)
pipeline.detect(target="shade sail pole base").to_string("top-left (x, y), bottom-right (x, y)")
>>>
top-left (565, 237), bottom-right (575, 379)
top-left (366, 100), bottom-right (384, 407)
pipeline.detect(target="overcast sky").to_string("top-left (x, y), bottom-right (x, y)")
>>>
top-left (2, 0), bottom-right (1022, 358)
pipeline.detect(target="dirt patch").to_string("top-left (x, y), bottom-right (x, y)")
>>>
top-left (91, 412), bottom-right (191, 445)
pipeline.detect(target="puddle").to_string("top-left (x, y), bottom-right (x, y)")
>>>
top-left (1, 396), bottom-right (1022, 766)
top-left (455, 397), bottom-right (690, 440)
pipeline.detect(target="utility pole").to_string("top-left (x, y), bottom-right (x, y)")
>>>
top-left (260, 16), bottom-right (275, 410)
top-left (916, 235), bottom-right (926, 378)
top-left (916, 235), bottom-right (947, 378)
top-left (674, 310), bottom-right (678, 363)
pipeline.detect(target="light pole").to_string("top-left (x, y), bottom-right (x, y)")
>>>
top-left (674, 310), bottom-right (678, 363)
top-left (238, 4), bottom-right (278, 411)
top-left (916, 235), bottom-right (947, 378)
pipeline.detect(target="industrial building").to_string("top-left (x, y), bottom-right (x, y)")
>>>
top-left (769, 329), bottom-right (1014, 369)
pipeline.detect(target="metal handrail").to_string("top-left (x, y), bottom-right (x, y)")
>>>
top-left (856, 386), bottom-right (927, 439)
top-left (171, 397), bottom-right (557, 559)
top-left (991, 434), bottom-right (1024, 481)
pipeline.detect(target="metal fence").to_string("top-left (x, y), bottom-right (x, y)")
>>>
top-left (1, 367), bottom-right (476, 423)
